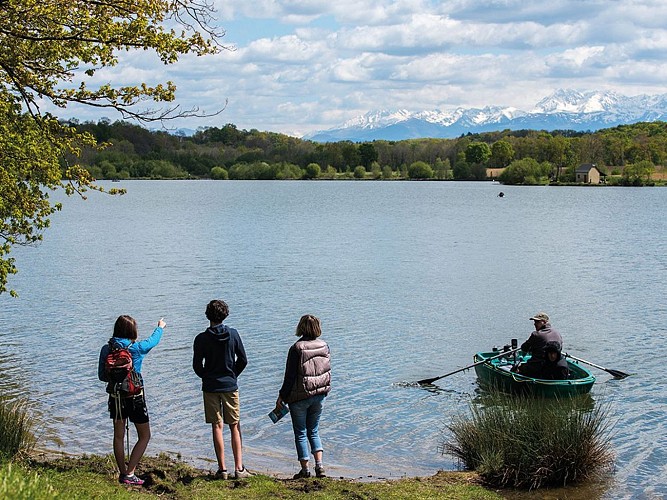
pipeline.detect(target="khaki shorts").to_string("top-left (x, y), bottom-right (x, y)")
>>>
top-left (203, 391), bottom-right (240, 425)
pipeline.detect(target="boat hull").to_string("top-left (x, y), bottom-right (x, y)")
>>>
top-left (474, 351), bottom-right (595, 397)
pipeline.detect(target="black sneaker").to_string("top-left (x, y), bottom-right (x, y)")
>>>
top-left (293, 469), bottom-right (311, 479)
top-left (315, 466), bottom-right (326, 478)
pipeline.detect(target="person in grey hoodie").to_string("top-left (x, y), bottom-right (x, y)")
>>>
top-left (193, 299), bottom-right (250, 480)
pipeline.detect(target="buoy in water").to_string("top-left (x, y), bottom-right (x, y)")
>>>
top-left (498, 192), bottom-right (505, 197)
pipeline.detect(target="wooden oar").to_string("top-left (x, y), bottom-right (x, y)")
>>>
top-left (564, 352), bottom-right (630, 379)
top-left (417, 348), bottom-right (519, 385)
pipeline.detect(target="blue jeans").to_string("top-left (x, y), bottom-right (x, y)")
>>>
top-left (288, 394), bottom-right (325, 461)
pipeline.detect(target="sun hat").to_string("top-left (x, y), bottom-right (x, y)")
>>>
top-left (529, 312), bottom-right (549, 322)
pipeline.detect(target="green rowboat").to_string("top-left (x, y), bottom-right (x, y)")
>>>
top-left (473, 350), bottom-right (596, 397)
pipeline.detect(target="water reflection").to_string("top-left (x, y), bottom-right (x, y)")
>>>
top-left (0, 351), bottom-right (28, 400)
top-left (470, 389), bottom-right (597, 413)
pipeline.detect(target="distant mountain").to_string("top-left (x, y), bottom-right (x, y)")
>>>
top-left (304, 89), bottom-right (667, 142)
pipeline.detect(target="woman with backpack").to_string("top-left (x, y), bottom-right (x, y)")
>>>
top-left (98, 315), bottom-right (166, 486)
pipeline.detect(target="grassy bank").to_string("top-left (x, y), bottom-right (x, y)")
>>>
top-left (6, 453), bottom-right (501, 499)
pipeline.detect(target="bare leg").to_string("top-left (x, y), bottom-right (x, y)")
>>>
top-left (229, 422), bottom-right (243, 471)
top-left (212, 421), bottom-right (226, 471)
top-left (112, 419), bottom-right (128, 475)
top-left (126, 422), bottom-right (151, 476)
top-left (313, 450), bottom-right (322, 464)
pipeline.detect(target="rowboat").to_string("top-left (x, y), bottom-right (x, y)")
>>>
top-left (473, 350), bottom-right (596, 397)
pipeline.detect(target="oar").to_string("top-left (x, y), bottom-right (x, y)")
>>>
top-left (417, 348), bottom-right (519, 385)
top-left (564, 352), bottom-right (630, 379)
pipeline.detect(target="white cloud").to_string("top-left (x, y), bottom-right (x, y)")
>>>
top-left (43, 0), bottom-right (667, 135)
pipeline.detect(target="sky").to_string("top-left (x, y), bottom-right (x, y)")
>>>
top-left (50, 0), bottom-right (667, 137)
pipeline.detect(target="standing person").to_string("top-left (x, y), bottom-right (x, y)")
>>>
top-left (276, 314), bottom-right (331, 479)
top-left (193, 299), bottom-right (250, 480)
top-left (517, 312), bottom-right (564, 378)
top-left (98, 315), bottom-right (166, 486)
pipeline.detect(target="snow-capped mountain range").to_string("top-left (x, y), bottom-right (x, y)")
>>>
top-left (305, 89), bottom-right (667, 142)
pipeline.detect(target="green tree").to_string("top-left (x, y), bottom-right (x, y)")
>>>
top-left (453, 152), bottom-right (472, 180)
top-left (407, 161), bottom-right (433, 179)
top-left (353, 166), bottom-right (366, 179)
top-left (489, 140), bottom-right (515, 168)
top-left (275, 162), bottom-right (303, 180)
top-left (210, 167), bottom-right (228, 180)
top-left (498, 158), bottom-right (552, 185)
top-left (622, 160), bottom-right (654, 186)
top-left (0, 0), bottom-right (221, 295)
top-left (433, 157), bottom-right (451, 180)
top-left (465, 142), bottom-right (492, 165)
top-left (370, 161), bottom-right (382, 179)
top-left (358, 142), bottom-right (379, 168)
top-left (304, 163), bottom-right (321, 179)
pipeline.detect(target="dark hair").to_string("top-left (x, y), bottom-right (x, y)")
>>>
top-left (296, 314), bottom-right (322, 339)
top-left (114, 315), bottom-right (138, 340)
top-left (206, 300), bottom-right (229, 324)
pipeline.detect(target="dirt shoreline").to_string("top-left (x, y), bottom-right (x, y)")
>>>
top-left (32, 446), bottom-right (437, 482)
top-left (27, 450), bottom-right (490, 498)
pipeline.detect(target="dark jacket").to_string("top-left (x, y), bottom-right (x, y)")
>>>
top-left (541, 341), bottom-right (570, 380)
top-left (541, 356), bottom-right (570, 380)
top-left (279, 337), bottom-right (331, 404)
top-left (520, 323), bottom-right (563, 363)
top-left (193, 323), bottom-right (247, 393)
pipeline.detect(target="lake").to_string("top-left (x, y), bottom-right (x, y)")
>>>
top-left (0, 180), bottom-right (665, 498)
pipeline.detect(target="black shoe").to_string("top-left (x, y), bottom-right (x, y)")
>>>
top-left (293, 469), bottom-right (311, 479)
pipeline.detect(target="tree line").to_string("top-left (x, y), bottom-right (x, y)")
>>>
top-left (70, 119), bottom-right (667, 186)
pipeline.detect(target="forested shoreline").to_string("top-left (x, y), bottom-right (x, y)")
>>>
top-left (71, 120), bottom-right (667, 185)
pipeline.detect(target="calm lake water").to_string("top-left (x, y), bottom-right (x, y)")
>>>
top-left (0, 180), bottom-right (665, 498)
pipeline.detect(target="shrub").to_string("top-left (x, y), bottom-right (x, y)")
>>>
top-left (443, 390), bottom-right (614, 490)
top-left (0, 396), bottom-right (35, 461)
top-left (498, 158), bottom-right (552, 185)
top-left (304, 163), bottom-right (321, 179)
top-left (210, 166), bottom-right (228, 180)
top-left (353, 166), bottom-right (366, 179)
top-left (408, 161), bottom-right (433, 179)
top-left (275, 162), bottom-right (303, 180)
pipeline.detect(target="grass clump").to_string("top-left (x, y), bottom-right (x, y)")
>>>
top-left (0, 462), bottom-right (57, 499)
top-left (0, 395), bottom-right (35, 461)
top-left (443, 390), bottom-right (614, 490)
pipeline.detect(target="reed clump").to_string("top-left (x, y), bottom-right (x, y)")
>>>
top-left (443, 390), bottom-right (614, 490)
top-left (0, 395), bottom-right (36, 461)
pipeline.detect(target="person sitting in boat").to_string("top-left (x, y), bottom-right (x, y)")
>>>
top-left (515, 312), bottom-right (563, 379)
top-left (541, 341), bottom-right (570, 380)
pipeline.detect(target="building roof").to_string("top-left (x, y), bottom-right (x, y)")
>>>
top-left (575, 163), bottom-right (599, 173)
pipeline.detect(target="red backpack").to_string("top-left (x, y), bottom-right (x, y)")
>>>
top-left (104, 339), bottom-right (143, 397)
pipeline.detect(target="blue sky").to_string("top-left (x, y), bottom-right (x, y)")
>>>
top-left (51, 0), bottom-right (667, 137)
